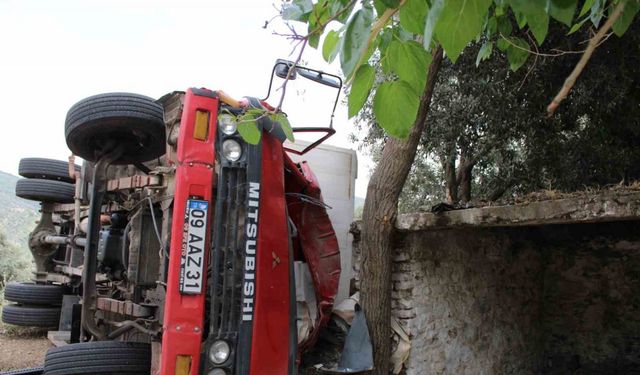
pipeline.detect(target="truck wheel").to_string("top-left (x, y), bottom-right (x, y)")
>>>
top-left (44, 341), bottom-right (151, 375)
top-left (4, 282), bottom-right (64, 305)
top-left (1, 305), bottom-right (61, 327)
top-left (65, 92), bottom-right (165, 165)
top-left (19, 157), bottom-right (80, 183)
top-left (15, 178), bottom-right (75, 203)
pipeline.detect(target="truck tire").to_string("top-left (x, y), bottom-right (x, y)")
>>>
top-left (65, 92), bottom-right (165, 165)
top-left (4, 282), bottom-right (64, 306)
top-left (19, 158), bottom-right (80, 183)
top-left (1, 305), bottom-right (61, 327)
top-left (43, 341), bottom-right (151, 375)
top-left (0, 366), bottom-right (44, 375)
top-left (15, 179), bottom-right (75, 204)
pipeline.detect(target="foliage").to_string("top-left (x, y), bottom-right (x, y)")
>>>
top-left (282, 0), bottom-right (639, 139)
top-left (0, 172), bottom-right (39, 247)
top-left (280, 2), bottom-right (639, 373)
top-left (353, 21), bottom-right (640, 209)
top-left (234, 109), bottom-right (295, 145)
top-left (0, 230), bottom-right (32, 288)
top-left (0, 172), bottom-right (37, 287)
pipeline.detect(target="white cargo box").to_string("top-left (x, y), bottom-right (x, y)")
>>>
top-left (287, 141), bottom-right (357, 304)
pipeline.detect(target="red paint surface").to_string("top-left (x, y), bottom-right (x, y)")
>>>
top-left (284, 154), bottom-right (341, 351)
top-left (249, 134), bottom-right (292, 375)
top-left (160, 89), bottom-right (218, 375)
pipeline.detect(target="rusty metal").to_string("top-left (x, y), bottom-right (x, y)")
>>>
top-left (107, 175), bottom-right (162, 192)
top-left (28, 203), bottom-right (59, 273)
top-left (81, 143), bottom-right (124, 341)
top-left (42, 235), bottom-right (86, 247)
top-left (96, 298), bottom-right (155, 318)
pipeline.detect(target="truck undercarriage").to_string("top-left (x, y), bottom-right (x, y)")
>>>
top-left (2, 61), bottom-right (371, 375)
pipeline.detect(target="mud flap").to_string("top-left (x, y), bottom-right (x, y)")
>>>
top-left (319, 305), bottom-right (374, 374)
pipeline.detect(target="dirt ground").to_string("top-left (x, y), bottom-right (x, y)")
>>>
top-left (0, 307), bottom-right (52, 371)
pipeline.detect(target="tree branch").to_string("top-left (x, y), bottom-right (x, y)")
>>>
top-left (275, 39), bottom-right (307, 112)
top-left (546, 1), bottom-right (626, 117)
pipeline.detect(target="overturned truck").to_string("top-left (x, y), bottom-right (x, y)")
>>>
top-left (4, 61), bottom-right (369, 375)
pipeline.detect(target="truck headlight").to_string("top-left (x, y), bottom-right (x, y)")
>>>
top-left (218, 114), bottom-right (237, 135)
top-left (222, 140), bottom-right (242, 162)
top-left (209, 340), bottom-right (230, 364)
top-left (208, 369), bottom-right (226, 375)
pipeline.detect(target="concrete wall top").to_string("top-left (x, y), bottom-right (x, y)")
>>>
top-left (396, 191), bottom-right (640, 231)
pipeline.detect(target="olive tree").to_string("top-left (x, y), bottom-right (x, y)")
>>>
top-left (278, 0), bottom-right (639, 373)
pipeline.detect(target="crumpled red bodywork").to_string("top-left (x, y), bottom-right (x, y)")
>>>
top-left (283, 153), bottom-right (341, 351)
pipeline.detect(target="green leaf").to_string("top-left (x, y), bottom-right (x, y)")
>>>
top-left (579, 0), bottom-right (596, 17)
top-left (568, 16), bottom-right (588, 34)
top-left (378, 28), bottom-right (393, 55)
top-left (387, 40), bottom-right (431, 93)
top-left (612, 0), bottom-right (640, 36)
top-left (333, 0), bottom-right (356, 24)
top-left (527, 12), bottom-right (549, 44)
top-left (497, 15), bottom-right (513, 36)
top-left (514, 10), bottom-right (527, 29)
top-left (271, 112), bottom-right (295, 142)
top-left (322, 30), bottom-right (341, 63)
top-left (379, 0), bottom-right (401, 8)
top-left (373, 81), bottom-right (420, 138)
top-left (434, 0), bottom-right (492, 62)
top-left (296, 0), bottom-right (313, 13)
top-left (400, 0), bottom-right (429, 34)
top-left (496, 37), bottom-right (510, 51)
top-left (282, 0), bottom-right (313, 21)
top-left (506, 37), bottom-right (530, 71)
top-left (487, 16), bottom-right (498, 35)
top-left (508, 0), bottom-right (549, 44)
top-left (476, 41), bottom-right (493, 66)
top-left (423, 0), bottom-right (444, 50)
top-left (546, 0), bottom-right (576, 26)
top-left (308, 0), bottom-right (331, 32)
top-left (282, 5), bottom-right (304, 21)
top-left (590, 0), bottom-right (604, 27)
top-left (348, 64), bottom-right (376, 118)
top-left (237, 112), bottom-right (262, 145)
top-left (340, 6), bottom-right (374, 79)
top-left (374, 0), bottom-right (387, 15)
top-left (309, 31), bottom-right (320, 48)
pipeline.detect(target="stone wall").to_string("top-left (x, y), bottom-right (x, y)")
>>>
top-left (352, 193), bottom-right (640, 375)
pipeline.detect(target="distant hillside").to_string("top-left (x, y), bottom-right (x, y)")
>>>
top-left (0, 171), bottom-right (39, 249)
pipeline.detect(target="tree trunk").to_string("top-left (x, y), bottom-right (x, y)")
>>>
top-left (360, 47), bottom-right (443, 375)
top-left (443, 147), bottom-right (458, 204)
top-left (460, 165), bottom-right (473, 203)
top-left (488, 177), bottom-right (516, 201)
top-left (458, 164), bottom-right (473, 203)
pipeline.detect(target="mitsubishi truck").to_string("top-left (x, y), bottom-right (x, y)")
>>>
top-left (2, 60), bottom-right (371, 375)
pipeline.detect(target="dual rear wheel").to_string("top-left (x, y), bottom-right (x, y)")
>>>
top-left (44, 341), bottom-right (151, 375)
top-left (9, 92), bottom-right (164, 374)
top-left (1, 282), bottom-right (64, 328)
top-left (40, 92), bottom-right (161, 374)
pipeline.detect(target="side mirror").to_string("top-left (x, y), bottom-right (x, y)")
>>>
top-left (275, 59), bottom-right (297, 80)
top-left (297, 67), bottom-right (341, 89)
top-left (274, 59), bottom-right (340, 88)
top-left (263, 59), bottom-right (343, 155)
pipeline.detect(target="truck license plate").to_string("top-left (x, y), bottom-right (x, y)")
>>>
top-left (179, 199), bottom-right (209, 294)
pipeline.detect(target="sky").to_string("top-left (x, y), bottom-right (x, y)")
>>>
top-left (0, 0), bottom-right (371, 197)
